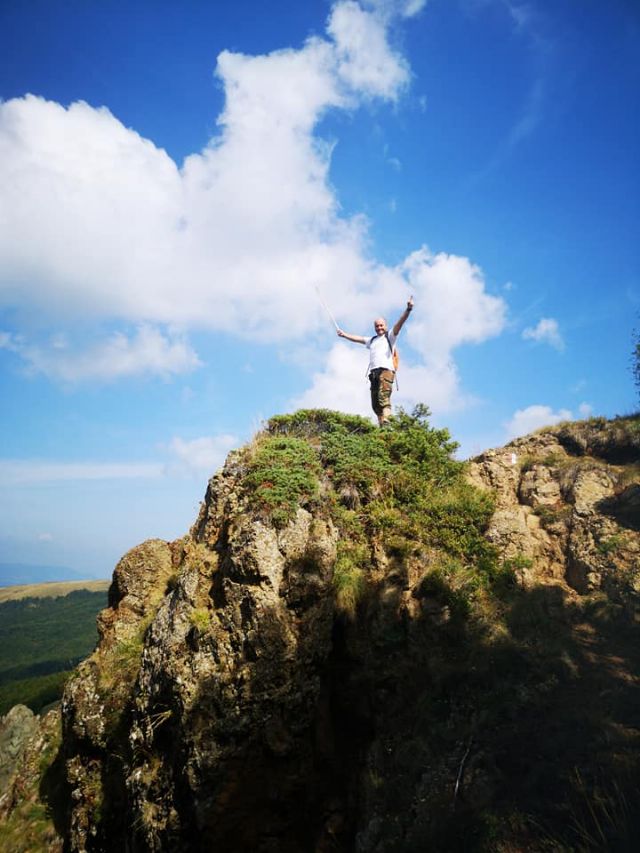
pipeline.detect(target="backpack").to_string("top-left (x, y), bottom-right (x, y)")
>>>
top-left (387, 332), bottom-right (400, 372)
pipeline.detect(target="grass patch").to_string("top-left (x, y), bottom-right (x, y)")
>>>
top-left (0, 580), bottom-right (108, 604)
top-left (533, 503), bottom-right (572, 528)
top-left (0, 799), bottom-right (62, 852)
top-left (333, 541), bottom-right (369, 615)
top-left (190, 607), bottom-right (211, 633)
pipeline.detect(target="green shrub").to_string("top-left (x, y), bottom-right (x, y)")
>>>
top-left (533, 504), bottom-right (571, 528)
top-left (415, 558), bottom-right (482, 619)
top-left (244, 436), bottom-right (321, 526)
top-left (250, 407), bottom-right (501, 610)
top-left (267, 408), bottom-right (375, 437)
top-left (333, 541), bottom-right (369, 615)
top-left (597, 534), bottom-right (625, 556)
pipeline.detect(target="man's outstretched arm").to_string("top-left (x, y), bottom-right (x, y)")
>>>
top-left (337, 328), bottom-right (367, 344)
top-left (392, 296), bottom-right (414, 337)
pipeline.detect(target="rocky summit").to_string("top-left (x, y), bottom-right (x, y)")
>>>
top-left (1, 409), bottom-right (639, 852)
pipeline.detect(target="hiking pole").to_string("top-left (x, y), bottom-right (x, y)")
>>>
top-left (314, 285), bottom-right (339, 332)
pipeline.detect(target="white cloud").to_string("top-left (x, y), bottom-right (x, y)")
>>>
top-left (292, 343), bottom-right (373, 416)
top-left (363, 0), bottom-right (428, 18)
top-left (505, 404), bottom-right (572, 439)
top-left (293, 248), bottom-right (505, 415)
top-left (578, 402), bottom-right (593, 418)
top-left (0, 0), bottom-right (506, 407)
top-left (522, 317), bottom-right (564, 351)
top-left (0, 1), bottom-right (415, 366)
top-left (292, 350), bottom-right (471, 418)
top-left (403, 248), bottom-right (507, 360)
top-left (402, 0), bottom-right (428, 16)
top-left (0, 331), bottom-right (23, 352)
top-left (0, 460), bottom-right (163, 485)
top-left (7, 325), bottom-right (201, 382)
top-left (166, 434), bottom-right (239, 477)
top-left (328, 1), bottom-right (410, 99)
top-left (0, 432), bottom-right (238, 486)
top-left (37, 532), bottom-right (53, 542)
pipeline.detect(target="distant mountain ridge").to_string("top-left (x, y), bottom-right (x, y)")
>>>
top-left (0, 562), bottom-right (107, 587)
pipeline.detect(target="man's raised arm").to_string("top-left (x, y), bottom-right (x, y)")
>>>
top-left (392, 296), bottom-right (414, 337)
top-left (336, 328), bottom-right (367, 344)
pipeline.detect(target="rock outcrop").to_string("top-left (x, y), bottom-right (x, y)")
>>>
top-left (62, 452), bottom-right (343, 852)
top-left (468, 419), bottom-right (640, 597)
top-left (2, 411), bottom-right (639, 852)
top-left (0, 705), bottom-right (38, 796)
top-left (0, 706), bottom-right (63, 852)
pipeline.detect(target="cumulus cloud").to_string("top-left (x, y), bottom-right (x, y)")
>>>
top-left (166, 434), bottom-right (239, 476)
top-left (328, 1), bottom-right (410, 98)
top-left (403, 248), bottom-right (506, 358)
top-left (293, 248), bottom-right (506, 414)
top-left (522, 317), bottom-right (564, 351)
top-left (505, 404), bottom-right (572, 439)
top-left (0, 0), bottom-right (506, 405)
top-left (4, 325), bottom-right (201, 382)
top-left (292, 344), bottom-right (373, 415)
top-left (0, 2), bottom-right (410, 345)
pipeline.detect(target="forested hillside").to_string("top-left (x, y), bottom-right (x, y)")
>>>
top-left (0, 588), bottom-right (107, 714)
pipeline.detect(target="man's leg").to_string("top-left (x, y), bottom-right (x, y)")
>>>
top-left (369, 371), bottom-right (386, 424)
top-left (378, 370), bottom-right (395, 425)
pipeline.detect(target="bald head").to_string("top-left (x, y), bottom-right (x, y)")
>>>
top-left (373, 317), bottom-right (387, 335)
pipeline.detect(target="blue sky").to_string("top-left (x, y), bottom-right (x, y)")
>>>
top-left (0, 0), bottom-right (638, 578)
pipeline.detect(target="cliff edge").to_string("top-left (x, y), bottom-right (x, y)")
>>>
top-left (2, 410), bottom-right (639, 852)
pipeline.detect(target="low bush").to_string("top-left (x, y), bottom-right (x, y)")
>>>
top-left (243, 436), bottom-right (321, 527)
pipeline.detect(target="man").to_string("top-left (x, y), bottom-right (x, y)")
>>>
top-left (337, 296), bottom-right (414, 425)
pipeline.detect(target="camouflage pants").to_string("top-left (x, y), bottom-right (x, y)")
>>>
top-left (369, 368), bottom-right (395, 422)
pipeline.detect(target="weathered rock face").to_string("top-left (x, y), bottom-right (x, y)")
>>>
top-left (467, 424), bottom-right (640, 597)
top-left (0, 705), bottom-right (38, 796)
top-left (0, 706), bottom-right (63, 852)
top-left (61, 452), bottom-right (342, 851)
top-left (15, 414), bottom-right (638, 853)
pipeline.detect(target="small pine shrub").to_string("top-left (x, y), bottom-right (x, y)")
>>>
top-left (244, 436), bottom-right (321, 526)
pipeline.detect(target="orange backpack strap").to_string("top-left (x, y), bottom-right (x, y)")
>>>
top-left (385, 332), bottom-right (399, 389)
top-left (385, 332), bottom-right (399, 369)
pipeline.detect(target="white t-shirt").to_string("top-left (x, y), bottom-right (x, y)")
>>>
top-left (365, 330), bottom-right (396, 372)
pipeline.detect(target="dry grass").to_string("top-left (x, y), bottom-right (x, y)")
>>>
top-left (0, 579), bottom-right (109, 603)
